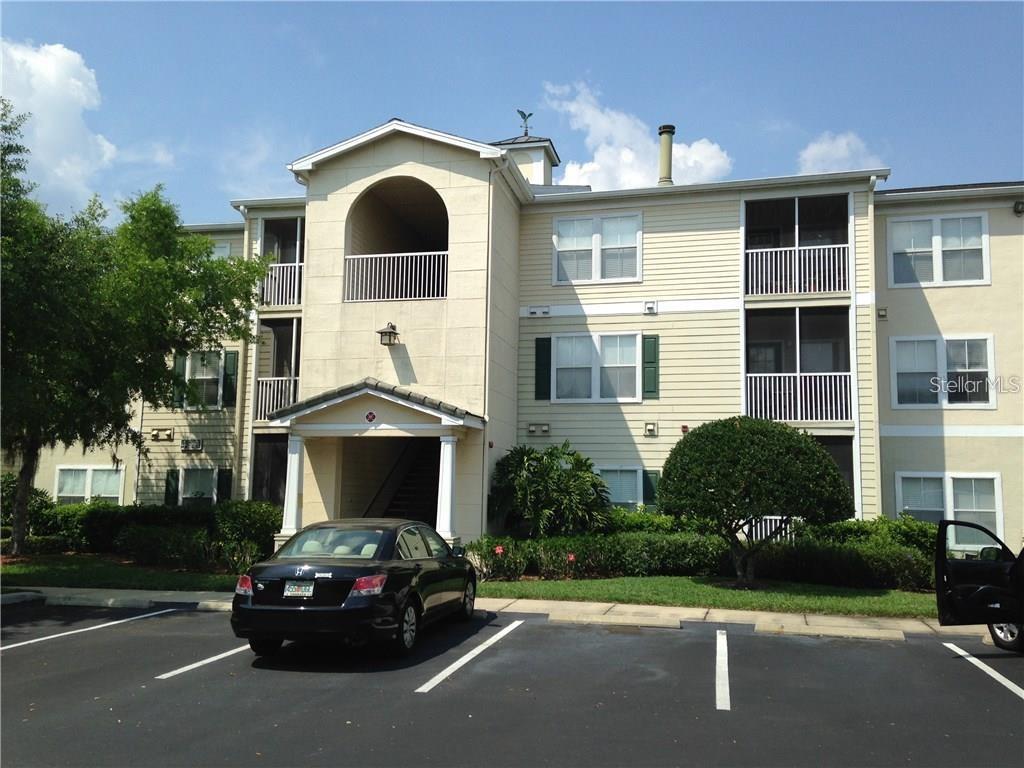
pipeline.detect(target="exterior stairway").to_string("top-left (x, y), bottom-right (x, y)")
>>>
top-left (385, 440), bottom-right (440, 524)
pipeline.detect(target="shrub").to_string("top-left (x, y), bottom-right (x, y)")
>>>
top-left (30, 503), bottom-right (88, 547)
top-left (799, 514), bottom-right (937, 561)
top-left (0, 526), bottom-right (11, 538)
top-left (756, 538), bottom-right (932, 591)
top-left (220, 540), bottom-right (262, 574)
top-left (601, 506), bottom-right (679, 534)
top-left (658, 417), bottom-right (855, 582)
top-left (1, 472), bottom-right (55, 528)
top-left (79, 502), bottom-right (129, 551)
top-left (466, 537), bottom-right (532, 581)
top-left (490, 442), bottom-right (610, 537)
top-left (213, 501), bottom-right (282, 557)
top-left (114, 524), bottom-right (213, 569)
top-left (1, 534), bottom-right (73, 555)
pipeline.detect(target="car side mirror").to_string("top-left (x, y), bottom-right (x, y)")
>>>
top-left (451, 545), bottom-right (465, 558)
top-left (978, 546), bottom-right (1002, 562)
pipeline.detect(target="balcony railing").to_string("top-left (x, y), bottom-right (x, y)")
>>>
top-left (255, 377), bottom-right (299, 421)
top-left (746, 515), bottom-right (798, 543)
top-left (261, 263), bottom-right (303, 306)
top-left (745, 245), bottom-right (849, 296)
top-left (344, 251), bottom-right (448, 302)
top-left (746, 372), bottom-right (852, 422)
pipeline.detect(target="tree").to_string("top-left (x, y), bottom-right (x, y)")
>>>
top-left (490, 441), bottom-right (610, 537)
top-left (0, 97), bottom-right (267, 555)
top-left (657, 416), bottom-right (854, 584)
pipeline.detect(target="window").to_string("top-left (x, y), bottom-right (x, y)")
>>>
top-left (187, 351), bottom-right (223, 408)
top-left (181, 468), bottom-right (216, 507)
top-left (890, 336), bottom-right (995, 409)
top-left (554, 213), bottom-right (641, 284)
top-left (896, 472), bottom-right (1002, 545)
top-left (211, 242), bottom-right (231, 259)
top-left (55, 467), bottom-right (123, 505)
top-left (598, 468), bottom-right (642, 506)
top-left (419, 527), bottom-right (451, 558)
top-left (553, 333), bottom-right (641, 402)
top-left (396, 528), bottom-right (430, 560)
top-left (888, 213), bottom-right (989, 287)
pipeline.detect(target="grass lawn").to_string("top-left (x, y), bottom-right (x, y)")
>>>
top-left (479, 576), bottom-right (937, 618)
top-left (1, 554), bottom-right (237, 592)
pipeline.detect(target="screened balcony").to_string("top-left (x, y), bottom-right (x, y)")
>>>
top-left (254, 318), bottom-right (301, 421)
top-left (260, 217), bottom-right (304, 307)
top-left (745, 196), bottom-right (849, 295)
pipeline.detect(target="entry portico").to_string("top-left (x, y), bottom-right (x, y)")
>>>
top-left (268, 378), bottom-right (485, 545)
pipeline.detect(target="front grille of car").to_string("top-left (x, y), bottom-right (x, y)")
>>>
top-left (252, 578), bottom-right (354, 607)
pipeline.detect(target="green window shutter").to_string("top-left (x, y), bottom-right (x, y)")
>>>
top-left (222, 351), bottom-right (239, 407)
top-left (535, 337), bottom-right (551, 400)
top-left (642, 470), bottom-right (660, 506)
top-left (642, 335), bottom-right (659, 400)
top-left (172, 353), bottom-right (187, 408)
top-left (164, 470), bottom-right (180, 507)
top-left (216, 468), bottom-right (233, 502)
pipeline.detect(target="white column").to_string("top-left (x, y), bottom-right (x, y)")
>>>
top-left (435, 435), bottom-right (457, 540)
top-left (281, 434), bottom-right (304, 536)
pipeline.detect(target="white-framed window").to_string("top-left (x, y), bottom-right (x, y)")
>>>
top-left (597, 467), bottom-right (643, 506)
top-left (895, 472), bottom-right (1002, 546)
top-left (54, 466), bottom-right (124, 505)
top-left (887, 211), bottom-right (989, 288)
top-left (553, 332), bottom-right (642, 403)
top-left (186, 351), bottom-right (224, 409)
top-left (211, 242), bottom-right (231, 259)
top-left (180, 467), bottom-right (217, 507)
top-left (889, 335), bottom-right (996, 409)
top-left (553, 213), bottom-right (642, 284)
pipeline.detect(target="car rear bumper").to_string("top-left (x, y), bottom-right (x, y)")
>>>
top-left (230, 598), bottom-right (399, 642)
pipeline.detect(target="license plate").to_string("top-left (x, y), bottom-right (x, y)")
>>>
top-left (283, 581), bottom-right (314, 598)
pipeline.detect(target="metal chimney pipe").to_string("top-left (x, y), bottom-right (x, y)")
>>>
top-left (657, 124), bottom-right (675, 186)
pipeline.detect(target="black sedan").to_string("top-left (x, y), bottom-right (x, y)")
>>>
top-left (231, 519), bottom-right (476, 656)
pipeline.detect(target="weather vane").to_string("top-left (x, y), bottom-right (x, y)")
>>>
top-left (517, 109), bottom-right (533, 137)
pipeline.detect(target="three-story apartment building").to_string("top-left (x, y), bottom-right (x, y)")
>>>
top-left (20, 119), bottom-right (1023, 549)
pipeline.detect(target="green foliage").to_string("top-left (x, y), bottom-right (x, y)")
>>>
top-left (1, 534), bottom-right (73, 555)
top-left (600, 505), bottom-right (681, 534)
top-left (212, 501), bottom-right (282, 557)
top-left (799, 514), bottom-right (937, 560)
top-left (490, 441), bottom-right (610, 537)
top-left (1, 472), bottom-right (54, 527)
top-left (220, 540), bottom-right (263, 574)
top-left (77, 502), bottom-right (129, 552)
top-left (113, 524), bottom-right (213, 569)
top-left (466, 538), bottom-right (532, 581)
top-left (658, 417), bottom-right (855, 581)
top-left (756, 538), bottom-right (932, 591)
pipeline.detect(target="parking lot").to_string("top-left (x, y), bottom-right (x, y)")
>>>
top-left (2, 604), bottom-right (1022, 767)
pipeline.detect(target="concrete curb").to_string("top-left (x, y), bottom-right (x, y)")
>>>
top-left (0, 591), bottom-right (45, 607)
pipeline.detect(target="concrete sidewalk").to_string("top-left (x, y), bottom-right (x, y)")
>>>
top-left (1, 586), bottom-right (989, 642)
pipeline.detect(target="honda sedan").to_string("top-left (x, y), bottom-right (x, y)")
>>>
top-left (231, 519), bottom-right (476, 656)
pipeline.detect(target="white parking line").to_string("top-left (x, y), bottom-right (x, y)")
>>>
top-left (0, 608), bottom-right (177, 651)
top-left (415, 619), bottom-right (525, 693)
top-left (155, 645), bottom-right (251, 680)
top-left (716, 629), bottom-right (731, 711)
top-left (943, 642), bottom-right (1024, 701)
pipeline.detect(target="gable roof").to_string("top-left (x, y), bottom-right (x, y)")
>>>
top-left (288, 119), bottom-right (503, 175)
top-left (267, 377), bottom-right (484, 427)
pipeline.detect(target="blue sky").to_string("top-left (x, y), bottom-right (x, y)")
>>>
top-left (4, 2), bottom-right (1022, 223)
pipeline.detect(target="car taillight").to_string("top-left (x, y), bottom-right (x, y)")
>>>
top-left (350, 573), bottom-right (387, 597)
top-left (235, 574), bottom-right (254, 596)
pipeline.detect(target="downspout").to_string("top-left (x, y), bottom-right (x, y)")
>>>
top-left (234, 206), bottom-right (253, 500)
top-left (133, 401), bottom-right (144, 503)
top-left (479, 153), bottom-right (512, 537)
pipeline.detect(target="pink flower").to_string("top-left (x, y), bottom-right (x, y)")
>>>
top-left (567, 552), bottom-right (576, 563)
top-left (494, 545), bottom-right (505, 556)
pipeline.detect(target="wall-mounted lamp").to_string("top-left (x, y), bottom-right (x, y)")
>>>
top-left (877, 307), bottom-right (888, 320)
top-left (644, 422), bottom-right (658, 437)
top-left (1014, 201), bottom-right (1024, 217)
top-left (377, 322), bottom-right (399, 347)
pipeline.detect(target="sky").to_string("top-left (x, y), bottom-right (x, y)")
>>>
top-left (3, 1), bottom-right (1022, 223)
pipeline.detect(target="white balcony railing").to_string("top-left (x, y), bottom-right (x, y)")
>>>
top-left (255, 377), bottom-right (299, 421)
top-left (261, 263), bottom-right (303, 306)
top-left (344, 251), bottom-right (448, 302)
top-left (746, 372), bottom-right (852, 422)
top-left (745, 245), bottom-right (849, 296)
top-left (746, 515), bottom-right (797, 543)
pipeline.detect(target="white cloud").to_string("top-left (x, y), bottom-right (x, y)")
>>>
top-left (119, 141), bottom-right (175, 168)
top-left (217, 130), bottom-right (300, 199)
top-left (1, 39), bottom-right (118, 212)
top-left (543, 82), bottom-right (732, 190)
top-left (798, 131), bottom-right (882, 174)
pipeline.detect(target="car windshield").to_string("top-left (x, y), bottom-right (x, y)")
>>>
top-left (276, 528), bottom-right (386, 559)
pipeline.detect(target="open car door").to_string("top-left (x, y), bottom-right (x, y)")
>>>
top-left (935, 520), bottom-right (1023, 626)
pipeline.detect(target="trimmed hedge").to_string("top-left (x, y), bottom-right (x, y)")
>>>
top-left (1, 472), bottom-right (56, 529)
top-left (599, 507), bottom-right (681, 535)
top-left (114, 524), bottom-right (213, 569)
top-left (1, 534), bottom-right (74, 555)
top-left (756, 538), bottom-right (932, 591)
top-left (213, 501), bottom-right (281, 557)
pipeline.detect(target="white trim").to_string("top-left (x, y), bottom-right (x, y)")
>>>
top-left (855, 291), bottom-right (875, 306)
top-left (886, 210), bottom-right (991, 289)
top-left (880, 424), bottom-right (1024, 438)
top-left (847, 192), bottom-right (864, 519)
top-left (53, 465), bottom-right (125, 505)
top-left (894, 470), bottom-right (1004, 542)
top-left (552, 211), bottom-right (643, 286)
top-left (183, 350), bottom-right (226, 411)
top-left (268, 386), bottom-right (481, 428)
top-left (876, 184), bottom-right (1023, 204)
top-left (551, 332), bottom-right (642, 404)
top-left (739, 197), bottom-right (748, 417)
top-left (889, 334), bottom-right (997, 411)
top-left (595, 466), bottom-right (643, 506)
top-left (178, 467), bottom-right (219, 506)
top-left (518, 297), bottom-right (740, 319)
top-left (291, 423), bottom-right (468, 436)
top-left (289, 119), bottom-right (502, 173)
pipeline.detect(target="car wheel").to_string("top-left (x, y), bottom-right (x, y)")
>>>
top-left (391, 601), bottom-right (419, 656)
top-left (988, 623), bottom-right (1023, 653)
top-left (457, 579), bottom-right (476, 621)
top-left (248, 635), bottom-right (284, 657)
